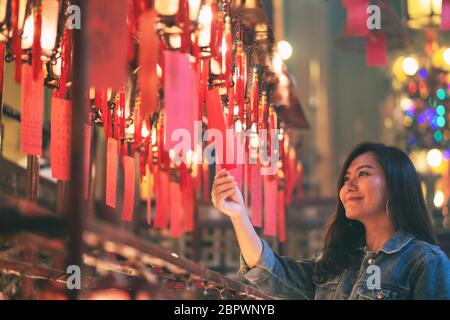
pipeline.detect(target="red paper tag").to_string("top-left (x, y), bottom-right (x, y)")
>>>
top-left (345, 0), bottom-right (369, 36)
top-left (169, 182), bottom-right (182, 238)
top-left (263, 176), bottom-right (278, 237)
top-left (278, 190), bottom-right (286, 243)
top-left (154, 169), bottom-right (170, 229)
top-left (21, 64), bottom-right (44, 156)
top-left (442, 0), bottom-right (450, 30)
top-left (106, 138), bottom-right (119, 208)
top-left (206, 89), bottom-right (236, 170)
top-left (250, 164), bottom-right (263, 227)
top-left (86, 0), bottom-right (128, 89)
top-left (163, 51), bottom-right (198, 153)
top-left (50, 97), bottom-right (72, 181)
top-left (138, 9), bottom-right (158, 116)
top-left (83, 124), bottom-right (92, 200)
top-left (228, 164), bottom-right (243, 191)
top-left (366, 32), bottom-right (387, 67)
top-left (122, 155), bottom-right (135, 222)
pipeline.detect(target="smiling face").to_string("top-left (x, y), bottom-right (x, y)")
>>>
top-left (339, 152), bottom-right (388, 222)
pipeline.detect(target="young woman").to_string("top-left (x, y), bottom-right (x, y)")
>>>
top-left (211, 142), bottom-right (450, 300)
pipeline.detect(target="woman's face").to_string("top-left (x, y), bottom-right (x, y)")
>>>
top-left (339, 152), bottom-right (388, 222)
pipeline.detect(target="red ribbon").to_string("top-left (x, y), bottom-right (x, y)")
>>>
top-left (263, 175), bottom-right (278, 237)
top-left (210, 2), bottom-right (217, 56)
top-left (119, 89), bottom-right (125, 140)
top-left (224, 17), bottom-right (233, 88)
top-left (57, 28), bottom-right (72, 99)
top-left (11, 0), bottom-right (22, 83)
top-left (102, 88), bottom-right (110, 138)
top-left (33, 1), bottom-right (43, 81)
top-left (235, 42), bottom-right (245, 122)
top-left (366, 32), bottom-right (387, 67)
top-left (177, 0), bottom-right (191, 53)
top-left (122, 155), bottom-right (136, 222)
top-left (250, 164), bottom-right (262, 227)
top-left (106, 138), bottom-right (119, 208)
top-left (138, 9), bottom-right (158, 116)
top-left (154, 168), bottom-right (170, 229)
top-left (251, 70), bottom-right (259, 125)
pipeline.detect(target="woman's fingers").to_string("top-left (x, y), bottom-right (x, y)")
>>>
top-left (212, 182), bottom-right (236, 204)
top-left (214, 168), bottom-right (228, 179)
top-left (216, 188), bottom-right (237, 206)
top-left (213, 175), bottom-right (235, 188)
top-left (215, 181), bottom-right (237, 194)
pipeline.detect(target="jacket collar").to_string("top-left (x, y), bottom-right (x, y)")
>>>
top-left (377, 230), bottom-right (415, 255)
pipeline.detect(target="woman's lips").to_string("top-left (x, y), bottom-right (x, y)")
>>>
top-left (345, 197), bottom-right (363, 203)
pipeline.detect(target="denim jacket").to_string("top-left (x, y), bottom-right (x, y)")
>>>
top-left (237, 230), bottom-right (450, 300)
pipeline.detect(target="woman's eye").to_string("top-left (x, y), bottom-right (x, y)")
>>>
top-left (359, 171), bottom-right (369, 176)
top-left (343, 177), bottom-right (349, 182)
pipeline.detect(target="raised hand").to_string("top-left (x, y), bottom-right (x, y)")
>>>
top-left (211, 168), bottom-right (245, 219)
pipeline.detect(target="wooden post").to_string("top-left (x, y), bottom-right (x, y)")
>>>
top-left (67, 0), bottom-right (87, 300)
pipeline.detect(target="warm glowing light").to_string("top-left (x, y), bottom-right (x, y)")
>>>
top-left (400, 98), bottom-right (414, 111)
top-left (169, 149), bottom-right (176, 161)
top-left (169, 34), bottom-right (181, 49)
top-left (155, 0), bottom-right (179, 16)
top-left (444, 48), bottom-right (450, 65)
top-left (407, 0), bottom-right (442, 29)
top-left (211, 58), bottom-right (221, 75)
top-left (272, 53), bottom-right (283, 74)
top-left (235, 120), bottom-right (243, 133)
top-left (186, 149), bottom-right (194, 165)
top-left (151, 127), bottom-right (157, 145)
top-left (21, 14), bottom-right (34, 49)
top-left (188, 0), bottom-right (202, 21)
top-left (434, 190), bottom-right (445, 208)
top-left (198, 5), bottom-right (213, 47)
top-left (41, 0), bottom-right (60, 60)
top-left (157, 64), bottom-right (162, 78)
top-left (427, 148), bottom-right (443, 167)
top-left (141, 122), bottom-right (150, 138)
top-left (403, 57), bottom-right (419, 76)
top-left (277, 40), bottom-right (293, 60)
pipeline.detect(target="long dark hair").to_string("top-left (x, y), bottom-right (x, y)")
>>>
top-left (314, 142), bottom-right (437, 282)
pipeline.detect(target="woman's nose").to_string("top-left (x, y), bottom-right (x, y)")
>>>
top-left (345, 178), bottom-right (357, 192)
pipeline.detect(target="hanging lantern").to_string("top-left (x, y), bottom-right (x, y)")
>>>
top-left (21, 0), bottom-right (60, 60)
top-left (40, 0), bottom-right (60, 61)
top-left (407, 0), bottom-right (442, 29)
top-left (198, 3), bottom-right (212, 48)
top-left (0, 0), bottom-right (9, 42)
top-left (21, 11), bottom-right (33, 50)
top-left (155, 0), bottom-right (180, 16)
top-left (188, 0), bottom-right (202, 21)
top-left (5, 0), bottom-right (29, 45)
